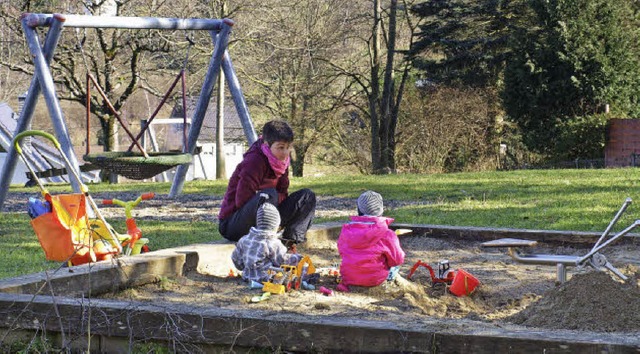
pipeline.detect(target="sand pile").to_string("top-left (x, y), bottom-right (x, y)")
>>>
top-left (345, 275), bottom-right (489, 318)
top-left (508, 270), bottom-right (640, 332)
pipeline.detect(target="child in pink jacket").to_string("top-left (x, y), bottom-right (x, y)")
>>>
top-left (337, 191), bottom-right (405, 287)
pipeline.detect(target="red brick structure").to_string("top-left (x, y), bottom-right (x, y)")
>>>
top-left (605, 118), bottom-right (640, 167)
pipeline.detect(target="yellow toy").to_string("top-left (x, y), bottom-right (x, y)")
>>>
top-left (262, 255), bottom-right (316, 293)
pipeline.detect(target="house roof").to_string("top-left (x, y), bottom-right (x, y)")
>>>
top-left (170, 97), bottom-right (250, 143)
top-left (0, 101), bottom-right (100, 183)
top-left (0, 103), bottom-right (16, 153)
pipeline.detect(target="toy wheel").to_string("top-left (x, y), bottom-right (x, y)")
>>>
top-left (429, 281), bottom-right (448, 297)
top-left (279, 273), bottom-right (289, 285)
top-left (292, 276), bottom-right (301, 290)
top-left (141, 245), bottom-right (150, 253)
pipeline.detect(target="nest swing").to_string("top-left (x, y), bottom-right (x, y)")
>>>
top-left (82, 37), bottom-right (194, 180)
top-left (83, 151), bottom-right (193, 180)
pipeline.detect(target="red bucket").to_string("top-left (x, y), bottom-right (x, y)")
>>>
top-left (449, 269), bottom-right (480, 297)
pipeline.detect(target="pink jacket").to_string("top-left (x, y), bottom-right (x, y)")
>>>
top-left (337, 216), bottom-right (405, 287)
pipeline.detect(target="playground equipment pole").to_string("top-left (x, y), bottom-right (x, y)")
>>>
top-left (22, 17), bottom-right (83, 193)
top-left (0, 14), bottom-right (253, 208)
top-left (23, 13), bottom-right (223, 31)
top-left (169, 20), bottom-right (233, 197)
top-left (222, 50), bottom-right (258, 145)
top-left (0, 16), bottom-right (63, 210)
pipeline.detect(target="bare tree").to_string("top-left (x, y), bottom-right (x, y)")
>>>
top-left (322, 0), bottom-right (422, 174)
top-left (0, 8), bottom-right (27, 104)
top-left (232, 0), bottom-right (356, 177)
top-left (397, 86), bottom-right (498, 173)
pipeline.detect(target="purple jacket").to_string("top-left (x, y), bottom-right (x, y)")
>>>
top-left (337, 216), bottom-right (405, 287)
top-left (218, 139), bottom-right (289, 220)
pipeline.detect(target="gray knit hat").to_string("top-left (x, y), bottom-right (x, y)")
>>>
top-left (256, 203), bottom-right (281, 231)
top-left (357, 190), bottom-right (384, 216)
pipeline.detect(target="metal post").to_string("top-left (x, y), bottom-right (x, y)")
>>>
top-left (222, 50), bottom-right (257, 145)
top-left (577, 220), bottom-right (640, 264)
top-left (198, 153), bottom-right (208, 180)
top-left (169, 20), bottom-right (233, 197)
top-left (146, 123), bottom-right (168, 182)
top-left (22, 20), bottom-right (82, 193)
top-left (216, 62), bottom-right (226, 179)
top-left (23, 13), bottom-right (223, 31)
top-left (0, 16), bottom-right (63, 210)
top-left (591, 198), bottom-right (632, 251)
top-left (556, 264), bottom-right (567, 283)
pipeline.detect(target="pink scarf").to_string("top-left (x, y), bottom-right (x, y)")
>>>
top-left (261, 143), bottom-right (290, 177)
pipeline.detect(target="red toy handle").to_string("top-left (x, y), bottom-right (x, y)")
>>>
top-left (408, 260), bottom-right (437, 282)
top-left (102, 199), bottom-right (113, 205)
top-left (141, 192), bottom-right (155, 200)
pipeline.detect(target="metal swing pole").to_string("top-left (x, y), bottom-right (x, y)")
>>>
top-left (0, 15), bottom-right (64, 210)
top-left (1, 13), bottom-right (237, 208)
top-left (169, 20), bottom-right (234, 197)
top-left (23, 14), bottom-right (224, 31)
top-left (22, 17), bottom-right (83, 193)
top-left (222, 50), bottom-right (258, 145)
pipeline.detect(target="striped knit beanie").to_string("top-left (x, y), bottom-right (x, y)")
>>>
top-left (256, 203), bottom-right (281, 231)
top-left (357, 190), bottom-right (384, 217)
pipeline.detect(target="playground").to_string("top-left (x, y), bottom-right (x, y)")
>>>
top-left (1, 11), bottom-right (639, 353)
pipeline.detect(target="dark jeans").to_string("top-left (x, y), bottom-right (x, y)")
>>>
top-left (219, 188), bottom-right (316, 243)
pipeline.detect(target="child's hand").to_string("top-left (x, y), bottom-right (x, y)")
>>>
top-left (288, 253), bottom-right (302, 265)
top-left (387, 266), bottom-right (400, 281)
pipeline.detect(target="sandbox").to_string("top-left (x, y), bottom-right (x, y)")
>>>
top-left (1, 223), bottom-right (639, 353)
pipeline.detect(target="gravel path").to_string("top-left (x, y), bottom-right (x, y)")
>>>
top-left (2, 191), bottom-right (422, 222)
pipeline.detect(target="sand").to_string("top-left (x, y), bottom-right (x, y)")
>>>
top-left (100, 234), bottom-right (640, 333)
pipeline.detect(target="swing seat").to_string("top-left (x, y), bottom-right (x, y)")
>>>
top-left (83, 151), bottom-right (193, 180)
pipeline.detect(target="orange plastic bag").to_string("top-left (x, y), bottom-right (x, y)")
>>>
top-left (31, 193), bottom-right (94, 263)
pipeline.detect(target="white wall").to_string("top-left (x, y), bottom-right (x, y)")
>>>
top-left (165, 142), bottom-right (245, 182)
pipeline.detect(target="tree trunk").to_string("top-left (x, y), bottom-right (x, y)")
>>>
top-left (379, 0), bottom-right (398, 172)
top-left (290, 95), bottom-right (311, 178)
top-left (292, 145), bottom-right (305, 177)
top-left (370, 0), bottom-right (382, 173)
top-left (97, 115), bottom-right (120, 182)
top-left (96, 115), bottom-right (118, 152)
top-left (388, 62), bottom-right (411, 171)
top-left (215, 0), bottom-right (228, 180)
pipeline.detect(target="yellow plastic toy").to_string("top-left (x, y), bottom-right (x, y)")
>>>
top-left (261, 255), bottom-right (317, 293)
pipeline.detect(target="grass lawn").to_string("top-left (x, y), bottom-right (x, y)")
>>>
top-left (1, 168), bottom-right (639, 279)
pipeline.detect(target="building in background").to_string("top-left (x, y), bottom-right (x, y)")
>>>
top-left (161, 97), bottom-right (246, 181)
top-left (605, 119), bottom-right (640, 167)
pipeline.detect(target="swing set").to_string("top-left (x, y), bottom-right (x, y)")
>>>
top-left (0, 13), bottom-right (259, 209)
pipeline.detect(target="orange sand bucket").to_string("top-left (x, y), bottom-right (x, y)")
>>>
top-left (449, 269), bottom-right (480, 297)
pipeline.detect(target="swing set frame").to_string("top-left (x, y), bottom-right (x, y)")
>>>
top-left (82, 69), bottom-right (192, 180)
top-left (0, 13), bottom-right (258, 209)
